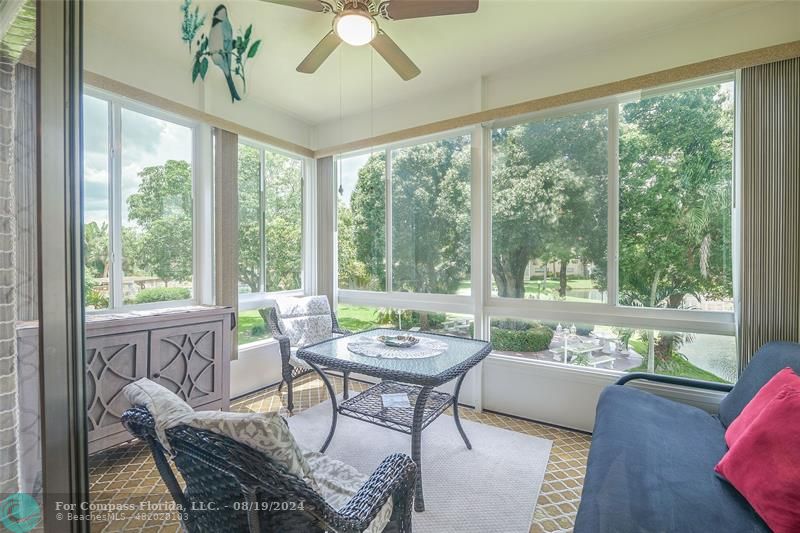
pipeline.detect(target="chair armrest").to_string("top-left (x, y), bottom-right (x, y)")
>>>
top-left (334, 453), bottom-right (416, 533)
top-left (333, 326), bottom-right (353, 336)
top-left (616, 372), bottom-right (733, 393)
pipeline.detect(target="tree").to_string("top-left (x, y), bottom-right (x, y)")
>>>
top-left (618, 85), bottom-right (734, 369)
top-left (390, 137), bottom-right (471, 294)
top-left (348, 153), bottom-right (387, 290)
top-left (491, 110), bottom-right (608, 298)
top-left (238, 144), bottom-right (262, 294)
top-left (84, 221), bottom-right (109, 278)
top-left (264, 150), bottom-right (303, 291)
top-left (126, 159), bottom-right (193, 284)
top-left (237, 146), bottom-right (304, 295)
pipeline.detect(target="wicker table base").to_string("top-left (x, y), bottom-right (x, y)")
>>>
top-left (305, 361), bottom-right (472, 512)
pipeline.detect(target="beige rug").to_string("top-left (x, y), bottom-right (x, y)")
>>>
top-left (289, 399), bottom-right (552, 533)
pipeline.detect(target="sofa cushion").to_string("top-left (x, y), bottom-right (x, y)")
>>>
top-left (724, 367), bottom-right (800, 447)
top-left (574, 385), bottom-right (769, 533)
top-left (304, 450), bottom-right (393, 533)
top-left (275, 296), bottom-right (333, 347)
top-left (719, 341), bottom-right (800, 427)
top-left (715, 387), bottom-right (800, 533)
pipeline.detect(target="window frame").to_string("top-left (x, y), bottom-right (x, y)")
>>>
top-left (84, 87), bottom-right (202, 313)
top-left (334, 73), bottom-right (738, 380)
top-left (237, 137), bottom-right (311, 313)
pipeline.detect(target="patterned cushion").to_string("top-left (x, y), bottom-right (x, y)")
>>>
top-left (123, 378), bottom-right (194, 453)
top-left (275, 296), bottom-right (333, 347)
top-left (123, 379), bottom-right (315, 486)
top-left (304, 450), bottom-right (393, 533)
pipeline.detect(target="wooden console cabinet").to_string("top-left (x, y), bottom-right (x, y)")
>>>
top-left (17, 305), bottom-right (234, 454)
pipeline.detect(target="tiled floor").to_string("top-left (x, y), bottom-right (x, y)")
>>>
top-left (89, 375), bottom-right (591, 532)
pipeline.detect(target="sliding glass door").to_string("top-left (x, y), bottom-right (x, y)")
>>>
top-left (0, 1), bottom-right (87, 531)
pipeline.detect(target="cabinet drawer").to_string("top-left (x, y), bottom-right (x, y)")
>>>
top-left (86, 331), bottom-right (149, 442)
top-left (149, 321), bottom-right (223, 407)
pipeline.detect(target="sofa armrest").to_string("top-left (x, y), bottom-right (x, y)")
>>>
top-left (334, 453), bottom-right (416, 533)
top-left (617, 372), bottom-right (733, 393)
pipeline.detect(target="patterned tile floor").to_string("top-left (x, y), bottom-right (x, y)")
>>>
top-left (89, 375), bottom-right (591, 532)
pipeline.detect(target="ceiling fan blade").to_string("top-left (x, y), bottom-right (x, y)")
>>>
top-left (382, 0), bottom-right (478, 20)
top-left (371, 30), bottom-right (420, 81)
top-left (261, 0), bottom-right (328, 12)
top-left (297, 31), bottom-right (341, 74)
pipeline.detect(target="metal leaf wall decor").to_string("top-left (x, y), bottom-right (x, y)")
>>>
top-left (181, 0), bottom-right (262, 103)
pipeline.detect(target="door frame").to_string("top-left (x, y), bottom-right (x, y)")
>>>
top-left (38, 0), bottom-right (89, 530)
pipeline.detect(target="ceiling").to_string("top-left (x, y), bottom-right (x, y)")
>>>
top-left (86, 0), bottom-right (754, 126)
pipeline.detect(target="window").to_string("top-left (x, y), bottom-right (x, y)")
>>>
top-left (334, 76), bottom-right (738, 383)
top-left (489, 317), bottom-right (736, 383)
top-left (337, 151), bottom-right (386, 291)
top-left (237, 140), bottom-right (305, 346)
top-left (618, 81), bottom-right (734, 312)
top-left (83, 92), bottom-right (196, 310)
top-left (337, 304), bottom-right (474, 338)
top-left (392, 135), bottom-right (471, 295)
top-left (491, 109), bottom-right (608, 302)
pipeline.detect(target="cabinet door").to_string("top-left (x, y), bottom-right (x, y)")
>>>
top-left (149, 321), bottom-right (223, 407)
top-left (86, 332), bottom-right (149, 442)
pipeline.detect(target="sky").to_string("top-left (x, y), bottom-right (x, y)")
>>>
top-left (337, 152), bottom-right (372, 205)
top-left (83, 94), bottom-right (192, 226)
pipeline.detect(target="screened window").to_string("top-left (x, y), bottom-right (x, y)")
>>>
top-left (83, 93), bottom-right (195, 310)
top-left (618, 81), bottom-right (734, 312)
top-left (336, 151), bottom-right (386, 291)
top-left (491, 109), bottom-right (608, 302)
top-left (391, 135), bottom-right (471, 295)
top-left (237, 141), bottom-right (305, 347)
top-left (237, 141), bottom-right (304, 296)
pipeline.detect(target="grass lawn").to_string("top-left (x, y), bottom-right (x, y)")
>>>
top-left (336, 304), bottom-right (389, 332)
top-left (627, 339), bottom-right (728, 383)
top-left (238, 309), bottom-right (271, 346)
top-left (457, 277), bottom-right (603, 303)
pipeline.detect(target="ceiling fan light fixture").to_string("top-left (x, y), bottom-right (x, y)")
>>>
top-left (334, 10), bottom-right (376, 46)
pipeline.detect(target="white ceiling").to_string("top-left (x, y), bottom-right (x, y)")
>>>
top-left (87, 0), bottom-right (755, 126)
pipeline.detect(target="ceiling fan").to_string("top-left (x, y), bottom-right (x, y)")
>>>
top-left (264, 0), bottom-right (479, 80)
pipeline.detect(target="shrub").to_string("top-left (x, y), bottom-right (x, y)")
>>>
top-left (491, 324), bottom-right (553, 352)
top-left (134, 287), bottom-right (191, 304)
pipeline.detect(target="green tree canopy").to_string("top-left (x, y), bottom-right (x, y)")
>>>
top-left (126, 159), bottom-right (193, 284)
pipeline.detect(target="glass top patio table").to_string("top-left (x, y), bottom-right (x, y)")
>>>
top-left (297, 328), bottom-right (493, 387)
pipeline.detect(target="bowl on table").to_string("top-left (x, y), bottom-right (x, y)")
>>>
top-left (376, 335), bottom-right (419, 348)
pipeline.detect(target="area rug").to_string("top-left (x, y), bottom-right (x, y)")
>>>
top-left (288, 399), bottom-right (552, 533)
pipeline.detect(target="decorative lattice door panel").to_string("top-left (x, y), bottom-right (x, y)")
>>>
top-left (149, 321), bottom-right (223, 407)
top-left (85, 332), bottom-right (149, 442)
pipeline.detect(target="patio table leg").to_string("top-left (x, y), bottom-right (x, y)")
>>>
top-left (412, 385), bottom-right (433, 512)
top-left (452, 372), bottom-right (472, 450)
top-left (306, 360), bottom-right (338, 453)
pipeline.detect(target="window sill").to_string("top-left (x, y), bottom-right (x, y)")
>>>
top-left (238, 337), bottom-right (279, 353)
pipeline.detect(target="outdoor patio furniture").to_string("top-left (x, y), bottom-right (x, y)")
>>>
top-left (268, 297), bottom-right (351, 412)
top-left (121, 404), bottom-right (417, 533)
top-left (297, 328), bottom-right (492, 512)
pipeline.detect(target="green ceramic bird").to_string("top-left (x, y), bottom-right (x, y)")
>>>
top-left (209, 5), bottom-right (241, 102)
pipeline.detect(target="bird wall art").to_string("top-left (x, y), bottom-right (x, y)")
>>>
top-left (181, 0), bottom-right (262, 102)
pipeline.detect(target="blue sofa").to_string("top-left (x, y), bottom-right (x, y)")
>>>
top-left (574, 341), bottom-right (800, 533)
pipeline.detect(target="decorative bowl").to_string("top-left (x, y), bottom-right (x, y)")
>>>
top-left (376, 335), bottom-right (419, 348)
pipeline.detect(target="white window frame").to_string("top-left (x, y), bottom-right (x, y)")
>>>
top-left (237, 138), bottom-right (311, 312)
top-left (85, 87), bottom-right (204, 313)
top-left (333, 73), bottom-right (738, 379)
top-left (335, 128), bottom-right (476, 310)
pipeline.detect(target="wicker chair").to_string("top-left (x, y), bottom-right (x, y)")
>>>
top-left (121, 406), bottom-right (416, 533)
top-left (268, 307), bottom-right (351, 412)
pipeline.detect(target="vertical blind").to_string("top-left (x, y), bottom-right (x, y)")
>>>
top-left (739, 56), bottom-right (800, 370)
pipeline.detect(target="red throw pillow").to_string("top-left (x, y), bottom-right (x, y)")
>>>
top-left (715, 387), bottom-right (800, 533)
top-left (725, 367), bottom-right (800, 447)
